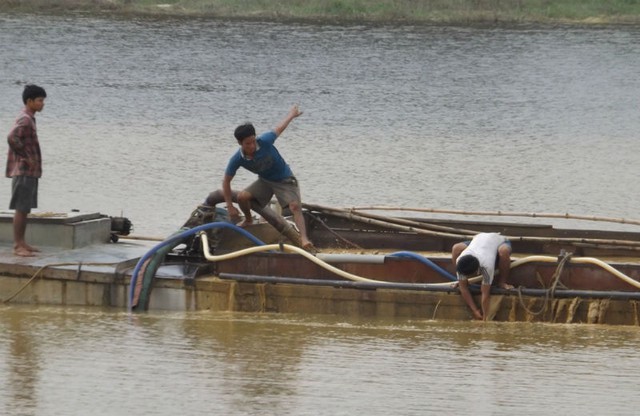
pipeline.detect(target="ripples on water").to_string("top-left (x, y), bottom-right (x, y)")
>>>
top-left (1, 305), bottom-right (639, 416)
top-left (1, 16), bottom-right (640, 236)
top-left (1, 17), bottom-right (640, 414)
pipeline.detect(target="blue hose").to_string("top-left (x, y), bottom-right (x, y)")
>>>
top-left (129, 229), bottom-right (468, 310)
top-left (128, 222), bottom-right (265, 310)
top-left (388, 251), bottom-right (457, 281)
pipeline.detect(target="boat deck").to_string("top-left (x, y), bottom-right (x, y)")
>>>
top-left (2, 237), bottom-right (640, 284)
top-left (1, 211), bottom-right (640, 325)
top-left (0, 239), bottom-right (152, 274)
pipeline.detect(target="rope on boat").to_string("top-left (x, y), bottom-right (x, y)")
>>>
top-left (516, 251), bottom-right (572, 316)
top-left (306, 211), bottom-right (363, 249)
top-left (3, 261), bottom-right (120, 304)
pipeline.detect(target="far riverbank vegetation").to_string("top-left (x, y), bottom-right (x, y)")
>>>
top-left (2, 0), bottom-right (640, 25)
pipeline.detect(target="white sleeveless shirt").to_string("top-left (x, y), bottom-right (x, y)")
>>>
top-left (456, 232), bottom-right (506, 283)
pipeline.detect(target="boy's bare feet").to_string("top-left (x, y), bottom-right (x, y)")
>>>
top-left (13, 247), bottom-right (35, 257)
top-left (25, 244), bottom-right (40, 252)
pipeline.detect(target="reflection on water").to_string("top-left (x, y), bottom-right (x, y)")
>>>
top-left (1, 305), bottom-right (639, 415)
top-left (0, 16), bottom-right (639, 236)
top-left (3, 310), bottom-right (38, 415)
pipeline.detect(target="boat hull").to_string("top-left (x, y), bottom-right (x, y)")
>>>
top-left (148, 274), bottom-right (640, 325)
top-left (159, 208), bottom-right (640, 324)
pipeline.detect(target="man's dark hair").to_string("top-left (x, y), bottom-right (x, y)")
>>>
top-left (456, 255), bottom-right (479, 276)
top-left (22, 84), bottom-right (47, 104)
top-left (234, 123), bottom-right (255, 142)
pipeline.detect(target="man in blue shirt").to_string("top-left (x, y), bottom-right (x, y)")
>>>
top-left (222, 105), bottom-right (315, 252)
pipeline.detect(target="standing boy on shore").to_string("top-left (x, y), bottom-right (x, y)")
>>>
top-left (6, 84), bottom-right (46, 257)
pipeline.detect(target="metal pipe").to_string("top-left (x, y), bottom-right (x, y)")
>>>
top-left (218, 273), bottom-right (455, 292)
top-left (316, 253), bottom-right (385, 264)
top-left (217, 273), bottom-right (640, 300)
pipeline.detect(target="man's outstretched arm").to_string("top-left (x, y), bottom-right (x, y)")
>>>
top-left (273, 105), bottom-right (303, 137)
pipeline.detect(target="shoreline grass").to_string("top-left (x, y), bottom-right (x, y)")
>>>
top-left (2, 0), bottom-right (640, 25)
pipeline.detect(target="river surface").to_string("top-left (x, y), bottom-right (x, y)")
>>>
top-left (1, 15), bottom-right (640, 237)
top-left (2, 305), bottom-right (640, 416)
top-left (1, 14), bottom-right (640, 415)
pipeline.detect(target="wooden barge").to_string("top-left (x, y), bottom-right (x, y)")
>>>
top-left (2, 205), bottom-right (640, 326)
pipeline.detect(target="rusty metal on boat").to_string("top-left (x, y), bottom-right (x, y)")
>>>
top-left (131, 204), bottom-right (640, 325)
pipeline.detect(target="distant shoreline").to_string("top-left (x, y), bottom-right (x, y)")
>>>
top-left (2, 0), bottom-right (640, 25)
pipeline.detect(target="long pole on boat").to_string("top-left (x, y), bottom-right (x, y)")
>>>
top-left (348, 206), bottom-right (640, 227)
top-left (303, 203), bottom-right (640, 249)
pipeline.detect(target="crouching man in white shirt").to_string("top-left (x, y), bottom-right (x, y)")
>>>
top-left (452, 232), bottom-right (513, 321)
